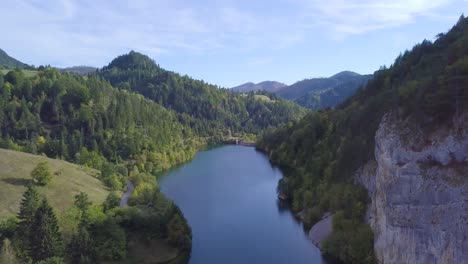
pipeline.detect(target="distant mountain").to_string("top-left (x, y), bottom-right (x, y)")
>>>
top-left (276, 71), bottom-right (372, 109)
top-left (276, 71), bottom-right (370, 100)
top-left (231, 81), bottom-right (287, 93)
top-left (0, 48), bottom-right (29, 69)
top-left (96, 51), bottom-right (306, 136)
top-left (234, 71), bottom-right (372, 110)
top-left (57, 66), bottom-right (97, 75)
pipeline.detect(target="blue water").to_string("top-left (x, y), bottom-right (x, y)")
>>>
top-left (159, 145), bottom-right (326, 264)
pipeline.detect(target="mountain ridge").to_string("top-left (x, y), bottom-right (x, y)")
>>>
top-left (232, 71), bottom-right (372, 110)
top-left (56, 66), bottom-right (97, 75)
top-left (0, 48), bottom-right (29, 69)
top-left (231, 81), bottom-right (287, 93)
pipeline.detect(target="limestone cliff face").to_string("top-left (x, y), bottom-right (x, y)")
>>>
top-left (357, 113), bottom-right (468, 264)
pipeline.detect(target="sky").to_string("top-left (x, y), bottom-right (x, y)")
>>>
top-left (1, 0), bottom-right (467, 87)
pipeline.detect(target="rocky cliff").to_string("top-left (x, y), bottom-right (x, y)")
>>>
top-left (357, 112), bottom-right (468, 264)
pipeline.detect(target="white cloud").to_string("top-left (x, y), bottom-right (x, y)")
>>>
top-left (0, 0), bottom-right (459, 67)
top-left (296, 0), bottom-right (457, 38)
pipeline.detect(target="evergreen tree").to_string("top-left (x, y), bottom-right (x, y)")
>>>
top-left (69, 226), bottom-right (93, 264)
top-left (74, 192), bottom-right (91, 213)
top-left (74, 192), bottom-right (92, 226)
top-left (16, 185), bottom-right (40, 257)
top-left (102, 192), bottom-right (120, 212)
top-left (30, 199), bottom-right (64, 263)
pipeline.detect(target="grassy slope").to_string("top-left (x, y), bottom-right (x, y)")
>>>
top-left (0, 148), bottom-right (180, 263)
top-left (0, 69), bottom-right (38, 77)
top-left (0, 148), bottom-right (109, 219)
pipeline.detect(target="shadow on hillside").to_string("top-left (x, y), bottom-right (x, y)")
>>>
top-left (1, 178), bottom-right (32, 186)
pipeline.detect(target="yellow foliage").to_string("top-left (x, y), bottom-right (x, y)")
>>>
top-left (37, 136), bottom-right (46, 145)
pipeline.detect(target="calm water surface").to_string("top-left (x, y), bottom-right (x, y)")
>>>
top-left (159, 145), bottom-right (326, 264)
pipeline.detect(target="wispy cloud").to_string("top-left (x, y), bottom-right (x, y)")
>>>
top-left (0, 0), bottom-right (460, 68)
top-left (295, 0), bottom-right (457, 38)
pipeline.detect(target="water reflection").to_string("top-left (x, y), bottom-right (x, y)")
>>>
top-left (160, 145), bottom-right (326, 264)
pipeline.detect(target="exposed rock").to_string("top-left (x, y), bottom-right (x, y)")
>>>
top-left (357, 112), bottom-right (468, 264)
top-left (308, 213), bottom-right (333, 249)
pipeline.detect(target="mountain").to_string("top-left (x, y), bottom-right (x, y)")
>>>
top-left (276, 71), bottom-right (372, 109)
top-left (233, 71), bottom-right (372, 110)
top-left (0, 62), bottom-right (196, 263)
top-left (0, 50), bottom-right (306, 263)
top-left (96, 51), bottom-right (306, 136)
top-left (0, 48), bottom-right (29, 69)
top-left (293, 72), bottom-right (372, 109)
top-left (0, 50), bottom-right (305, 186)
top-left (257, 15), bottom-right (468, 264)
top-left (231, 81), bottom-right (287, 93)
top-left (56, 66), bottom-right (97, 75)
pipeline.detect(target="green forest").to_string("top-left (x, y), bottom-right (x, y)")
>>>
top-left (97, 51), bottom-right (306, 137)
top-left (0, 39), bottom-right (305, 263)
top-left (257, 15), bottom-right (468, 264)
top-left (1, 8), bottom-right (466, 264)
top-left (0, 52), bottom-right (305, 185)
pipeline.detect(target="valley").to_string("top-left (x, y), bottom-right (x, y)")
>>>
top-left (0, 9), bottom-right (467, 264)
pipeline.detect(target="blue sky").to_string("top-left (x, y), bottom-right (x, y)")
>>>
top-left (1, 0), bottom-right (467, 87)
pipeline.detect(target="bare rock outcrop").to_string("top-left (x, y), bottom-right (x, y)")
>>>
top-left (308, 213), bottom-right (333, 248)
top-left (357, 113), bottom-right (468, 264)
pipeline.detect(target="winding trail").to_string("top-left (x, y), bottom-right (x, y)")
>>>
top-left (120, 181), bottom-right (134, 207)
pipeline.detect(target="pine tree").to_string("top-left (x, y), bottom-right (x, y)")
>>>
top-left (16, 185), bottom-right (40, 257)
top-left (74, 192), bottom-right (92, 224)
top-left (74, 192), bottom-right (91, 213)
top-left (69, 226), bottom-right (93, 264)
top-left (30, 199), bottom-right (64, 263)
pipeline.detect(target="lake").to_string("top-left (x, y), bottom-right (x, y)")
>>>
top-left (159, 145), bottom-right (326, 264)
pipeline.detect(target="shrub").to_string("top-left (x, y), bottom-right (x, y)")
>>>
top-left (103, 192), bottom-right (121, 212)
top-left (322, 212), bottom-right (376, 264)
top-left (31, 161), bottom-right (52, 186)
top-left (0, 217), bottom-right (18, 241)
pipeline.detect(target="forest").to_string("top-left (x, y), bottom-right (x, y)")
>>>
top-left (0, 43), bottom-right (305, 263)
top-left (1, 9), bottom-right (466, 264)
top-left (97, 51), bottom-right (306, 137)
top-left (257, 15), bottom-right (468, 264)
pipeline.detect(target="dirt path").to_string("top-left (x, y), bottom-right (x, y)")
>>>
top-left (120, 181), bottom-right (134, 207)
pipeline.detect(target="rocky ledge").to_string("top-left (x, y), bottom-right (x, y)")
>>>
top-left (357, 112), bottom-right (468, 264)
top-left (308, 213), bottom-right (333, 249)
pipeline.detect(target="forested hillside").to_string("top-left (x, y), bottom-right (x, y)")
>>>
top-left (0, 68), bottom-right (199, 174)
top-left (276, 71), bottom-right (372, 110)
top-left (57, 66), bottom-right (97, 75)
top-left (97, 51), bottom-right (305, 137)
top-left (232, 71), bottom-right (371, 110)
top-left (0, 49), bottom-right (306, 263)
top-left (0, 48), bottom-right (29, 69)
top-left (292, 72), bottom-right (372, 109)
top-left (257, 15), bottom-right (468, 264)
top-left (231, 81), bottom-right (287, 93)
